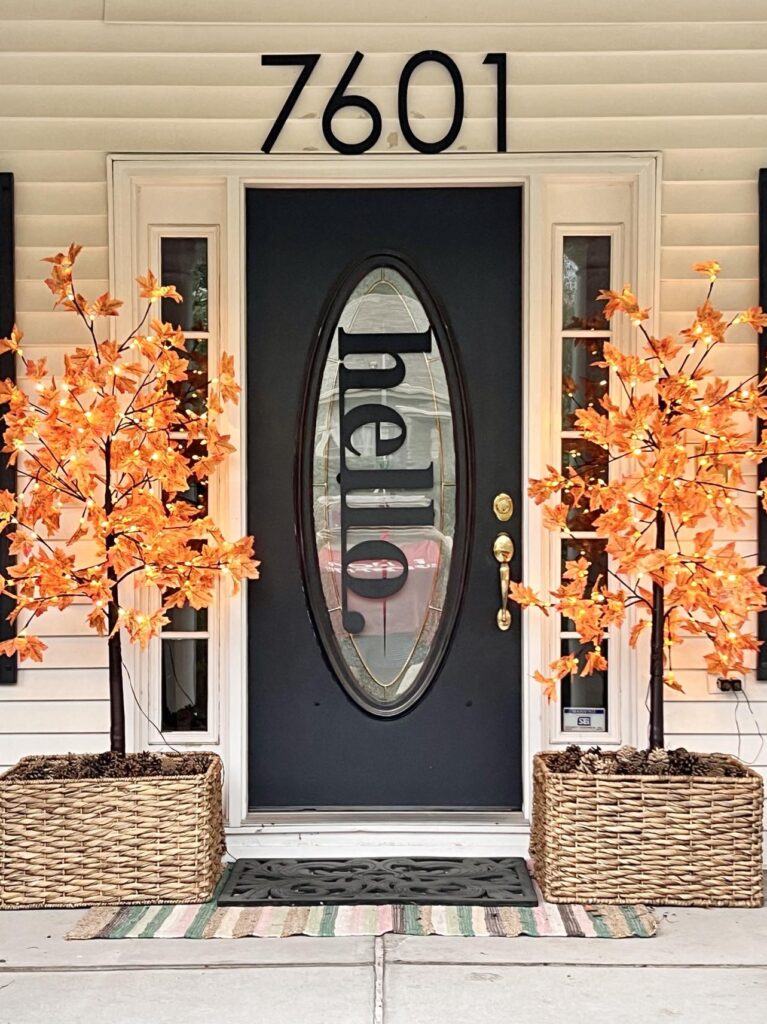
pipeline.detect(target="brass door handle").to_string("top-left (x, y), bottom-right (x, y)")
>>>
top-left (493, 533), bottom-right (514, 631)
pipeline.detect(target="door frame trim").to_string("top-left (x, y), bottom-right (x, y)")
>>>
top-left (110, 152), bottom-right (660, 855)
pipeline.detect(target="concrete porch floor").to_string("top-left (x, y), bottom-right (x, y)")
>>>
top-left (0, 891), bottom-right (766, 1024)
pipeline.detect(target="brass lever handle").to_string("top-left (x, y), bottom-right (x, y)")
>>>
top-left (493, 533), bottom-right (514, 631)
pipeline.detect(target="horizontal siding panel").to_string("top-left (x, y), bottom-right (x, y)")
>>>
top-left (655, 148), bottom-right (767, 182)
top-left (26, 605), bottom-right (97, 638)
top-left (663, 637), bottom-right (757, 673)
top-left (4, 117), bottom-right (767, 153)
top-left (0, 733), bottom-right (109, 763)
top-left (15, 213), bottom-right (108, 248)
top-left (692, 341), bottom-right (758, 376)
top-left (21, 636), bottom-right (108, 670)
top-left (5, 52), bottom-right (767, 88)
top-left (4, 668), bottom-right (108, 701)
top-left (659, 315), bottom-right (758, 343)
top-left (15, 311), bottom-right (107, 344)
top-left (0, 700), bottom-right (110, 733)
top-left (661, 213), bottom-right (759, 247)
top-left (0, 150), bottom-right (107, 182)
top-left (662, 181), bottom-right (757, 214)
top-left (2, 0), bottom-right (103, 17)
top-left (15, 246), bottom-right (108, 280)
top-left (5, 83), bottom-right (767, 121)
top-left (102, 0), bottom-right (767, 25)
top-left (5, 22), bottom-right (767, 54)
top-left (661, 245), bottom-right (758, 279)
top-left (659, 278), bottom-right (757, 311)
top-left (13, 181), bottom-right (107, 216)
top-left (16, 278), bottom-right (109, 311)
top-left (666, 701), bottom-right (767, 734)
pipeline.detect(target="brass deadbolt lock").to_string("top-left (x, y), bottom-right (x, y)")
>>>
top-left (493, 492), bottom-right (514, 522)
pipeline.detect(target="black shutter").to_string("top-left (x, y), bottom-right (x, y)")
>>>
top-left (758, 169), bottom-right (767, 680)
top-left (0, 173), bottom-right (17, 684)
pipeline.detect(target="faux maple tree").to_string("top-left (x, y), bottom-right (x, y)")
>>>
top-left (510, 262), bottom-right (767, 748)
top-left (0, 245), bottom-right (259, 753)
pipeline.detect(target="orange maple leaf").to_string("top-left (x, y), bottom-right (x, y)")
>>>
top-left (533, 671), bottom-right (558, 702)
top-left (136, 270), bottom-right (183, 305)
top-left (692, 261), bottom-right (721, 281)
top-left (0, 635), bottom-right (47, 663)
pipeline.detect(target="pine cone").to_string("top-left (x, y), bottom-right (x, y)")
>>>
top-left (615, 745), bottom-right (640, 774)
top-left (691, 756), bottom-right (714, 777)
top-left (646, 748), bottom-right (669, 775)
top-left (668, 748), bottom-right (698, 775)
top-left (577, 751), bottom-right (602, 774)
top-left (703, 754), bottom-right (731, 778)
top-left (547, 744), bottom-right (583, 773)
top-left (616, 744), bottom-right (638, 764)
top-left (593, 754), bottom-right (617, 775)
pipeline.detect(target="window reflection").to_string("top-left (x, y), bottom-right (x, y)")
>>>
top-left (312, 266), bottom-right (456, 713)
top-left (161, 237), bottom-right (209, 331)
top-left (161, 638), bottom-right (208, 732)
top-left (562, 236), bottom-right (611, 331)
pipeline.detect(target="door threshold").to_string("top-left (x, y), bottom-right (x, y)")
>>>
top-left (241, 809), bottom-right (528, 826)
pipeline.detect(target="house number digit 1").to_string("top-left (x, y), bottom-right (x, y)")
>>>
top-left (261, 52), bottom-right (507, 154)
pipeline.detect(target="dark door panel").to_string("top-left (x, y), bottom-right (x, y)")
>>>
top-left (246, 187), bottom-right (523, 809)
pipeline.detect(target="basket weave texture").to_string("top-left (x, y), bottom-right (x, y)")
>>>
top-left (531, 751), bottom-right (764, 907)
top-left (0, 752), bottom-right (225, 909)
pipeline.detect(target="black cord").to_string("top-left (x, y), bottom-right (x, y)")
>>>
top-left (734, 686), bottom-right (766, 767)
top-left (122, 656), bottom-right (183, 754)
top-left (122, 656), bottom-right (234, 863)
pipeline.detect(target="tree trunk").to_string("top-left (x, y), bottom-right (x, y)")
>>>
top-left (649, 509), bottom-right (666, 749)
top-left (103, 435), bottom-right (125, 754)
top-left (107, 582), bottom-right (126, 755)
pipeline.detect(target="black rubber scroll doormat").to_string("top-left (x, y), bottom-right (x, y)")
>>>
top-left (217, 857), bottom-right (538, 907)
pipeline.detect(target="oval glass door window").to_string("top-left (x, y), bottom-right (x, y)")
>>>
top-left (306, 257), bottom-right (467, 716)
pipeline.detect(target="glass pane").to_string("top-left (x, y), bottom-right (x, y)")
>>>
top-left (560, 637), bottom-right (609, 732)
top-left (562, 337), bottom-right (608, 429)
top-left (163, 600), bottom-right (208, 633)
top-left (161, 638), bottom-right (208, 731)
top-left (170, 337), bottom-right (209, 419)
top-left (561, 439), bottom-right (608, 532)
top-left (161, 237), bottom-right (209, 331)
top-left (311, 264), bottom-right (458, 715)
top-left (562, 236), bottom-right (611, 331)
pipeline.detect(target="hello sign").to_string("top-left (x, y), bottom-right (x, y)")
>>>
top-left (261, 50), bottom-right (508, 155)
top-left (305, 255), bottom-right (467, 716)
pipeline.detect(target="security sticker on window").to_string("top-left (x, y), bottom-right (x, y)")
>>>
top-left (563, 707), bottom-right (606, 732)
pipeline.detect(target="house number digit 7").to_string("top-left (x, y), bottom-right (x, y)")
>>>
top-left (260, 54), bottom-right (321, 155)
top-left (261, 52), bottom-right (507, 154)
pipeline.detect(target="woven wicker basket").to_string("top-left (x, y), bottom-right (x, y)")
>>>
top-left (0, 752), bottom-right (225, 909)
top-left (531, 751), bottom-right (764, 907)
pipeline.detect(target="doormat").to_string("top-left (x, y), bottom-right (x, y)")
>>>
top-left (217, 857), bottom-right (538, 906)
top-left (66, 866), bottom-right (656, 939)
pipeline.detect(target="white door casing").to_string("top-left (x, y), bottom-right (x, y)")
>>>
top-left (110, 153), bottom-right (659, 857)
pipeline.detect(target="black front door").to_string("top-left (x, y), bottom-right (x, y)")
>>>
top-left (247, 187), bottom-right (523, 809)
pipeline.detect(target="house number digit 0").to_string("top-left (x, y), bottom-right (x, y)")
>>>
top-left (261, 51), bottom-right (507, 155)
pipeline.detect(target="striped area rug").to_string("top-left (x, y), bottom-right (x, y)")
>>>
top-left (66, 871), bottom-right (656, 940)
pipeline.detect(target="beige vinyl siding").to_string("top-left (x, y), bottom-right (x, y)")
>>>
top-left (1, 4), bottom-right (766, 788)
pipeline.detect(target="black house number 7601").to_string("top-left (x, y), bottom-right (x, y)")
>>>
top-left (260, 51), bottom-right (507, 155)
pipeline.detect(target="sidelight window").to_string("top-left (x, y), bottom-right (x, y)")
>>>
top-left (157, 235), bottom-right (213, 734)
top-left (558, 235), bottom-right (612, 734)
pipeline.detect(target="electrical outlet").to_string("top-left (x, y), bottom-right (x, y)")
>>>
top-left (716, 677), bottom-right (743, 693)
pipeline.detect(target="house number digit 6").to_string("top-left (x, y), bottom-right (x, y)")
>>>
top-left (261, 52), bottom-right (507, 155)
